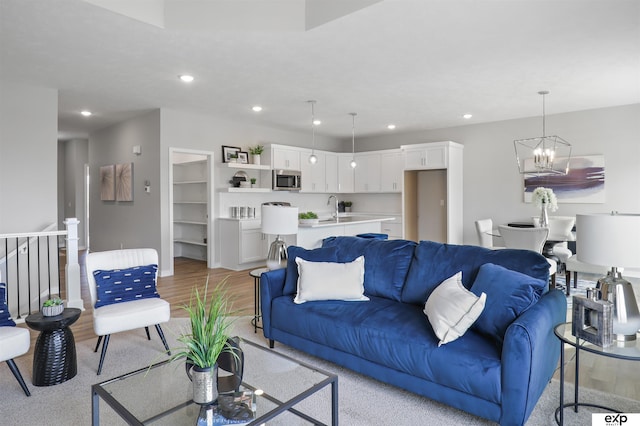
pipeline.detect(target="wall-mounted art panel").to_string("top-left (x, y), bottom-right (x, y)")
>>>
top-left (116, 163), bottom-right (133, 201)
top-left (100, 165), bottom-right (115, 201)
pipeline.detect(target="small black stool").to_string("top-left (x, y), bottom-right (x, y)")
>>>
top-left (25, 307), bottom-right (81, 386)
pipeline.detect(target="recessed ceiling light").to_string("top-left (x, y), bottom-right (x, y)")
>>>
top-left (313, 119), bottom-right (321, 126)
top-left (81, 110), bottom-right (92, 117)
top-left (252, 105), bottom-right (263, 112)
top-left (463, 113), bottom-right (473, 119)
top-left (179, 75), bottom-right (194, 83)
top-left (387, 124), bottom-right (396, 130)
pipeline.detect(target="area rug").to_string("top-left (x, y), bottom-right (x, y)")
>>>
top-left (1, 317), bottom-right (638, 425)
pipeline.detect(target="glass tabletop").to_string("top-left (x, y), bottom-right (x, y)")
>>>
top-left (93, 338), bottom-right (337, 425)
top-left (554, 322), bottom-right (640, 360)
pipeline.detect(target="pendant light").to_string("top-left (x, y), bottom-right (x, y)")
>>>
top-left (514, 90), bottom-right (572, 175)
top-left (349, 112), bottom-right (357, 168)
top-left (308, 100), bottom-right (318, 164)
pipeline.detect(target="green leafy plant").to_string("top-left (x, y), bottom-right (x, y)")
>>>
top-left (248, 145), bottom-right (264, 155)
top-left (169, 277), bottom-right (237, 368)
top-left (343, 201), bottom-right (352, 207)
top-left (298, 211), bottom-right (318, 219)
top-left (43, 297), bottom-right (63, 307)
top-left (250, 178), bottom-right (257, 184)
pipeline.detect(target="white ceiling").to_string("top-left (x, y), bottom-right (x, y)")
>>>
top-left (1, 0), bottom-right (639, 141)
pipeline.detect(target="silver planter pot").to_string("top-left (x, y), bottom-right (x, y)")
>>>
top-left (188, 364), bottom-right (218, 405)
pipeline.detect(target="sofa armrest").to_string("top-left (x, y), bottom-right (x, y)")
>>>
top-left (500, 289), bottom-right (566, 426)
top-left (259, 268), bottom-right (286, 339)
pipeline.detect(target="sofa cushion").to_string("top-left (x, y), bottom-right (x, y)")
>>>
top-left (0, 283), bottom-right (16, 327)
top-left (424, 272), bottom-right (486, 346)
top-left (402, 241), bottom-right (550, 305)
top-left (470, 263), bottom-right (545, 346)
top-left (93, 264), bottom-right (159, 308)
top-left (284, 246), bottom-right (338, 296)
top-left (321, 236), bottom-right (416, 301)
top-left (271, 294), bottom-right (502, 404)
top-left (294, 256), bottom-right (368, 304)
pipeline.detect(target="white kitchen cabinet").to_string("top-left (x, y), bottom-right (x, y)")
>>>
top-left (270, 145), bottom-right (301, 170)
top-left (173, 160), bottom-right (208, 261)
top-left (380, 149), bottom-right (403, 192)
top-left (354, 152), bottom-right (381, 192)
top-left (219, 219), bottom-right (269, 270)
top-left (404, 144), bottom-right (448, 170)
top-left (337, 154), bottom-right (355, 193)
top-left (324, 152), bottom-right (339, 193)
top-left (301, 150), bottom-right (326, 192)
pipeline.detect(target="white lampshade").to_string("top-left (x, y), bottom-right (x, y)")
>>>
top-left (261, 205), bottom-right (299, 235)
top-left (576, 213), bottom-right (640, 267)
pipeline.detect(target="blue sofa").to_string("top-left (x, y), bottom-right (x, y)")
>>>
top-left (260, 237), bottom-right (567, 426)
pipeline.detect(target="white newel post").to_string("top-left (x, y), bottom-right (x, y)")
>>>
top-left (64, 218), bottom-right (84, 310)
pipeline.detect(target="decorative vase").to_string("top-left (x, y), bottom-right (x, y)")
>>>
top-left (42, 304), bottom-right (64, 317)
top-left (187, 363), bottom-right (218, 405)
top-left (540, 202), bottom-right (549, 228)
top-left (251, 154), bottom-right (261, 165)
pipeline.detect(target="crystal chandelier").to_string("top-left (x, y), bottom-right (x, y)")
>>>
top-left (514, 91), bottom-right (571, 175)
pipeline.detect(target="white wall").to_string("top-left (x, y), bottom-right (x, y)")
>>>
top-left (0, 82), bottom-right (58, 233)
top-left (59, 139), bottom-right (89, 247)
top-left (356, 104), bottom-right (640, 244)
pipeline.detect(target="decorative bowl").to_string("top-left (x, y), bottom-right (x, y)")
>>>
top-left (42, 304), bottom-right (64, 317)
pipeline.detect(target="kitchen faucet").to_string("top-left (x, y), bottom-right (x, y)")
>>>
top-left (327, 195), bottom-right (339, 219)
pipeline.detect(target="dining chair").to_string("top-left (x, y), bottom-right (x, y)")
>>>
top-left (85, 248), bottom-right (171, 375)
top-left (474, 219), bottom-right (504, 249)
top-left (498, 225), bottom-right (557, 288)
top-left (533, 216), bottom-right (575, 274)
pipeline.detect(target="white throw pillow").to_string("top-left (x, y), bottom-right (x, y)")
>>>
top-left (294, 256), bottom-right (369, 304)
top-left (423, 271), bottom-right (486, 346)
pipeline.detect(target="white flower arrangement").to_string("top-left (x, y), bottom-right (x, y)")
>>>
top-left (532, 187), bottom-right (558, 211)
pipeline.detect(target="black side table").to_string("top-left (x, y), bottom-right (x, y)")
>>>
top-left (25, 307), bottom-right (81, 386)
top-left (250, 268), bottom-right (268, 333)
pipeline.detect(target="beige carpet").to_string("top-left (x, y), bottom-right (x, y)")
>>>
top-left (1, 317), bottom-right (638, 425)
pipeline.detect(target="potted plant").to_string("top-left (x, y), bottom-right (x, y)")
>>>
top-left (169, 277), bottom-right (237, 405)
top-left (250, 178), bottom-right (257, 188)
top-left (228, 153), bottom-right (238, 163)
top-left (343, 201), bottom-right (353, 213)
top-left (42, 297), bottom-right (64, 316)
top-left (299, 211), bottom-right (319, 225)
top-left (248, 145), bottom-right (264, 165)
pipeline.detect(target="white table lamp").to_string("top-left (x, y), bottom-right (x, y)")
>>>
top-left (261, 205), bottom-right (298, 270)
top-left (576, 213), bottom-right (640, 341)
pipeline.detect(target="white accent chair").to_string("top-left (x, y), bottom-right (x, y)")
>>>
top-left (0, 281), bottom-right (31, 396)
top-left (85, 248), bottom-right (171, 375)
top-left (498, 225), bottom-right (557, 289)
top-left (474, 219), bottom-right (504, 249)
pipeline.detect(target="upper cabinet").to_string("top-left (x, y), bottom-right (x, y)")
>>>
top-left (266, 144), bottom-right (302, 170)
top-left (300, 150), bottom-right (326, 193)
top-left (403, 143), bottom-right (448, 170)
top-left (380, 149), bottom-right (403, 192)
top-left (354, 152), bottom-right (381, 192)
top-left (337, 154), bottom-right (355, 193)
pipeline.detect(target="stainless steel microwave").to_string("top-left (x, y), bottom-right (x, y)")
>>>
top-left (272, 169), bottom-right (301, 191)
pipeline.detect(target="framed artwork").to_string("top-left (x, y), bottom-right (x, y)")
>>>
top-left (523, 155), bottom-right (605, 204)
top-left (100, 165), bottom-right (115, 201)
top-left (237, 151), bottom-right (249, 164)
top-left (222, 145), bottom-right (241, 163)
top-left (116, 163), bottom-right (133, 201)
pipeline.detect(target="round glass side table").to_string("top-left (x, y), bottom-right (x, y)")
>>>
top-left (554, 322), bottom-right (640, 425)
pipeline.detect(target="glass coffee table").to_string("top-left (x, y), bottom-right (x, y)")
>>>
top-left (92, 338), bottom-right (338, 425)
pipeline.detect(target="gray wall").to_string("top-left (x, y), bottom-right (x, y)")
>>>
top-left (0, 82), bottom-right (58, 233)
top-left (89, 110), bottom-right (162, 253)
top-left (356, 103), bottom-right (640, 244)
top-left (59, 139), bottom-right (89, 247)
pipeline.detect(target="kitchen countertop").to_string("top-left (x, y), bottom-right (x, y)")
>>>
top-left (298, 215), bottom-right (395, 228)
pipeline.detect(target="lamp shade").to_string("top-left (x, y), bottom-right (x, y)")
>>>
top-left (576, 213), bottom-right (640, 268)
top-left (261, 205), bottom-right (299, 235)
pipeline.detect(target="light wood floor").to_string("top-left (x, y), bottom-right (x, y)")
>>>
top-left (19, 254), bottom-right (640, 401)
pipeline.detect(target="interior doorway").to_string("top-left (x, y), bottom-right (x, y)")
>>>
top-left (168, 148), bottom-right (215, 275)
top-left (403, 169), bottom-right (447, 243)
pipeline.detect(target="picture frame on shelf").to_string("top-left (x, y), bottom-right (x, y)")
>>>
top-left (222, 145), bottom-right (241, 163)
top-left (237, 152), bottom-right (249, 164)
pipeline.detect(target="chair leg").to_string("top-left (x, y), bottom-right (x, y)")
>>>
top-left (6, 359), bottom-right (31, 396)
top-left (94, 335), bottom-right (103, 353)
top-left (97, 334), bottom-right (111, 375)
top-left (145, 326), bottom-right (151, 341)
top-left (573, 272), bottom-right (578, 289)
top-left (155, 324), bottom-right (171, 355)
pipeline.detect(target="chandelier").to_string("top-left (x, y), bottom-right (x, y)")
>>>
top-left (514, 91), bottom-right (571, 175)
